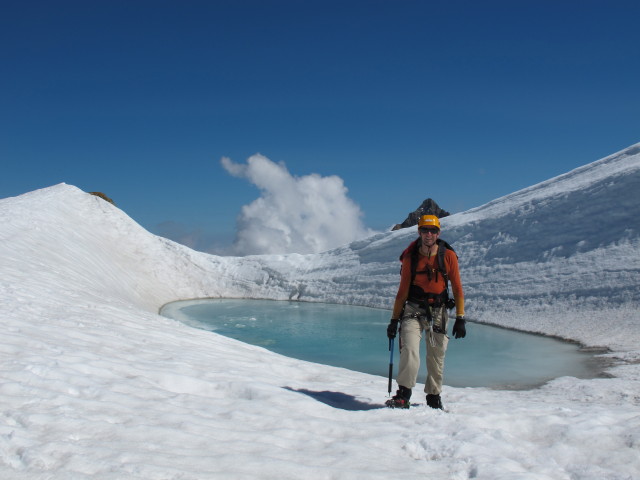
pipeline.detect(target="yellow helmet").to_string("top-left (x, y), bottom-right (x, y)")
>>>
top-left (418, 215), bottom-right (440, 230)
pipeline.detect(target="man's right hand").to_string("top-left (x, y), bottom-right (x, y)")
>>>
top-left (387, 319), bottom-right (399, 339)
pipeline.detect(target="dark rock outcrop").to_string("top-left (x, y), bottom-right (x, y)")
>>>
top-left (392, 198), bottom-right (450, 231)
top-left (89, 192), bottom-right (115, 206)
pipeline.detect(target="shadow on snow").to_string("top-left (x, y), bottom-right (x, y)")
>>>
top-left (283, 387), bottom-right (383, 411)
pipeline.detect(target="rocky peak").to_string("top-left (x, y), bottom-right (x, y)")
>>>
top-left (391, 198), bottom-right (450, 231)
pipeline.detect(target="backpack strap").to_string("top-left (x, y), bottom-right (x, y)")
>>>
top-left (436, 238), bottom-right (456, 283)
top-left (401, 238), bottom-right (454, 283)
top-left (400, 238), bottom-right (457, 310)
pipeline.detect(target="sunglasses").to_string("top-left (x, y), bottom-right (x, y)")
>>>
top-left (419, 227), bottom-right (439, 234)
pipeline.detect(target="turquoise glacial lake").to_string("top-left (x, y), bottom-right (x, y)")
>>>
top-left (160, 298), bottom-right (603, 389)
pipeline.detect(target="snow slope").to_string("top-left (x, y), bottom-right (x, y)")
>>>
top-left (1, 143), bottom-right (639, 479)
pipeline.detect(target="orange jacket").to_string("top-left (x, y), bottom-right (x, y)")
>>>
top-left (391, 239), bottom-right (464, 319)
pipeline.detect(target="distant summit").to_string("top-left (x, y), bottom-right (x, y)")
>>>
top-left (392, 198), bottom-right (450, 231)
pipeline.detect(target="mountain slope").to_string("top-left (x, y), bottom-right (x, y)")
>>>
top-left (253, 143), bottom-right (640, 351)
top-left (2, 144), bottom-right (639, 353)
top-left (1, 143), bottom-right (640, 479)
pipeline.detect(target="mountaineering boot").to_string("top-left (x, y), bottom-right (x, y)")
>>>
top-left (426, 394), bottom-right (443, 410)
top-left (386, 386), bottom-right (412, 409)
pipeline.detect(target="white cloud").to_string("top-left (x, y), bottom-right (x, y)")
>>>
top-left (221, 154), bottom-right (373, 255)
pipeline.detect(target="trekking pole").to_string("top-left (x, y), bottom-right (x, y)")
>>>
top-left (387, 337), bottom-right (394, 396)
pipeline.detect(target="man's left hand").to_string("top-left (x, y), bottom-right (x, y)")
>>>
top-left (452, 317), bottom-right (466, 339)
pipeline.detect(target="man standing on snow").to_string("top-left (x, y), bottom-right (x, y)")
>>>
top-left (386, 215), bottom-right (466, 409)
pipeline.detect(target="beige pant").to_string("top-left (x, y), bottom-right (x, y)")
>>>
top-left (396, 302), bottom-right (449, 395)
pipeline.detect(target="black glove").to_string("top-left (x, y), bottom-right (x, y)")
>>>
top-left (452, 317), bottom-right (466, 339)
top-left (387, 319), bottom-right (399, 339)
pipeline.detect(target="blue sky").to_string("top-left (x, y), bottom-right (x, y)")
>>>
top-left (2, 0), bottom-right (639, 253)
